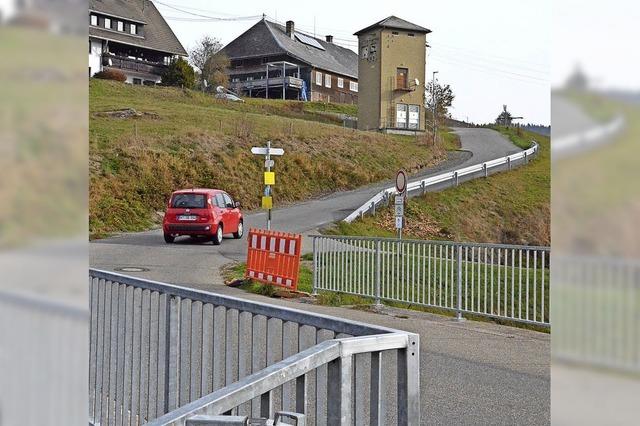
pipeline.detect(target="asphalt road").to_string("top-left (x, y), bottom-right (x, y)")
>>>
top-left (90, 127), bottom-right (523, 283)
top-left (89, 127), bottom-right (549, 424)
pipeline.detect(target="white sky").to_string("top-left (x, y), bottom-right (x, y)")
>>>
top-left (154, 0), bottom-right (551, 124)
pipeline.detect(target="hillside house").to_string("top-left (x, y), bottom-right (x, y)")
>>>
top-left (89, 0), bottom-right (187, 85)
top-left (220, 18), bottom-right (359, 103)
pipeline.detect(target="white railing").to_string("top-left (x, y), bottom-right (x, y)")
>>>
top-left (552, 115), bottom-right (624, 159)
top-left (312, 236), bottom-right (551, 327)
top-left (89, 269), bottom-right (420, 425)
top-left (344, 142), bottom-right (539, 223)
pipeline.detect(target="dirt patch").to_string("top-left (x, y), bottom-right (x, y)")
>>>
top-left (94, 108), bottom-right (160, 119)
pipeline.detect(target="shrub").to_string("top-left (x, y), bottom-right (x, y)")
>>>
top-left (93, 69), bottom-right (127, 82)
top-left (161, 57), bottom-right (195, 89)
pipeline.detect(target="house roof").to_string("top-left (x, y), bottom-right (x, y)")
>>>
top-left (89, 0), bottom-right (187, 56)
top-left (354, 16), bottom-right (431, 36)
top-left (221, 19), bottom-right (358, 79)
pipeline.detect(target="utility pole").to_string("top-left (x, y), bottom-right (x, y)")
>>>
top-left (432, 70), bottom-right (439, 146)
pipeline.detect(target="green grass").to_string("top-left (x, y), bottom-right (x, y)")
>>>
top-left (331, 128), bottom-right (550, 246)
top-left (90, 79), bottom-right (453, 238)
top-left (0, 28), bottom-right (87, 247)
top-left (223, 261), bottom-right (313, 294)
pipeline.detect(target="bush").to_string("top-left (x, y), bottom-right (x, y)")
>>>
top-left (161, 57), bottom-right (195, 89)
top-left (93, 69), bottom-right (127, 82)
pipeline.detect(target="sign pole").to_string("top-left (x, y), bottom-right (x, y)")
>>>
top-left (266, 141), bottom-right (271, 230)
top-left (252, 141), bottom-right (283, 231)
top-left (395, 170), bottom-right (407, 240)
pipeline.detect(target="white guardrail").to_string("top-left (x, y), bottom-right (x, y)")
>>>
top-left (344, 141), bottom-right (539, 223)
top-left (551, 115), bottom-right (624, 159)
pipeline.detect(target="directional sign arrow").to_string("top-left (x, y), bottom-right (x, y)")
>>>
top-left (251, 147), bottom-right (285, 156)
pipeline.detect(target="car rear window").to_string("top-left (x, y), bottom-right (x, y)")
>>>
top-left (171, 193), bottom-right (206, 209)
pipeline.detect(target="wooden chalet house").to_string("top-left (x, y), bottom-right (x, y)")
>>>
top-left (89, 0), bottom-right (187, 85)
top-left (220, 18), bottom-right (359, 103)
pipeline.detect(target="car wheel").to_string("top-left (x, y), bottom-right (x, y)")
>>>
top-left (164, 233), bottom-right (175, 243)
top-left (212, 224), bottom-right (223, 245)
top-left (233, 221), bottom-right (244, 239)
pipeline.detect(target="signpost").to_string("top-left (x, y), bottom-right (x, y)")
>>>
top-left (251, 141), bottom-right (284, 230)
top-left (395, 170), bottom-right (407, 239)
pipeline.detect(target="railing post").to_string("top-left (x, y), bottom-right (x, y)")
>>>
top-left (454, 172), bottom-right (459, 187)
top-left (312, 237), bottom-right (318, 296)
top-left (327, 355), bottom-right (353, 425)
top-left (371, 201), bottom-right (376, 216)
top-left (456, 245), bottom-right (464, 321)
top-left (375, 239), bottom-right (382, 307)
top-left (397, 333), bottom-right (420, 426)
top-left (421, 181), bottom-right (426, 195)
top-left (483, 163), bottom-right (488, 178)
top-left (524, 151), bottom-right (528, 164)
top-left (507, 157), bottom-right (512, 170)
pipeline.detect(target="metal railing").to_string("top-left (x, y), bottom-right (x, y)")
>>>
top-left (0, 290), bottom-right (88, 426)
top-left (89, 269), bottom-right (420, 425)
top-left (312, 236), bottom-right (550, 327)
top-left (344, 142), bottom-right (539, 223)
top-left (553, 255), bottom-right (640, 373)
top-left (552, 115), bottom-right (624, 159)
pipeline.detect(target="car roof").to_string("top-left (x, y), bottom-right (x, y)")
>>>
top-left (171, 188), bottom-right (224, 195)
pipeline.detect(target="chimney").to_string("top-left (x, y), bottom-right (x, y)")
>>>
top-left (286, 21), bottom-right (295, 39)
top-left (325, 35), bottom-right (333, 43)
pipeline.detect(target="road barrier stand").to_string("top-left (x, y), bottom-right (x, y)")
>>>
top-left (246, 228), bottom-right (302, 291)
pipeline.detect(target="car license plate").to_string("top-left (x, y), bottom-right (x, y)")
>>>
top-left (178, 215), bottom-right (197, 221)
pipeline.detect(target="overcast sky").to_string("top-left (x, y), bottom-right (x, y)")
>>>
top-left (154, 0), bottom-right (551, 125)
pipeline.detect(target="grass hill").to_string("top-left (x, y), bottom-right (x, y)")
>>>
top-left (90, 80), bottom-right (457, 238)
top-left (332, 127), bottom-right (550, 246)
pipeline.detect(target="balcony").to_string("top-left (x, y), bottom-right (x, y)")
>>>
top-left (102, 54), bottom-right (167, 77)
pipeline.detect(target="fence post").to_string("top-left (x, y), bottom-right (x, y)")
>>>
top-left (375, 239), bottom-right (381, 307)
top-left (312, 237), bottom-right (318, 295)
top-left (456, 245), bottom-right (464, 321)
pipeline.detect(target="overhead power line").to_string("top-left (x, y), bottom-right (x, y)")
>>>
top-left (153, 0), bottom-right (262, 21)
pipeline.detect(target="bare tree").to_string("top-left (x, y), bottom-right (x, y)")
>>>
top-left (189, 36), bottom-right (223, 74)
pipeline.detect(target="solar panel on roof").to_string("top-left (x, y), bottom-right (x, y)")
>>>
top-left (294, 32), bottom-right (325, 50)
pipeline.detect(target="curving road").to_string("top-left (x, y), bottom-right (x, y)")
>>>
top-left (90, 127), bottom-right (522, 288)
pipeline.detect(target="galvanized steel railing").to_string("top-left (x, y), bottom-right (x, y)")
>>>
top-left (312, 236), bottom-right (550, 327)
top-left (344, 141), bottom-right (539, 223)
top-left (89, 269), bottom-right (420, 426)
top-left (0, 290), bottom-right (88, 426)
top-left (553, 255), bottom-right (640, 373)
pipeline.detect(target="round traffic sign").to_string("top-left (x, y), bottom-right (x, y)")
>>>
top-left (395, 170), bottom-right (407, 194)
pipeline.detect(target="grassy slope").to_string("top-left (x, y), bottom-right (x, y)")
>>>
top-left (332, 128), bottom-right (550, 246)
top-left (90, 80), bottom-right (457, 238)
top-left (0, 28), bottom-right (87, 247)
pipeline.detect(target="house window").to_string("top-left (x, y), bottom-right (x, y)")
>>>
top-left (350, 81), bottom-right (358, 92)
top-left (104, 18), bottom-right (111, 29)
top-left (133, 78), bottom-right (142, 85)
top-left (397, 67), bottom-right (408, 89)
top-left (315, 71), bottom-right (322, 86)
top-left (90, 15), bottom-right (97, 26)
top-left (325, 73), bottom-right (331, 88)
top-left (117, 21), bottom-right (124, 31)
top-left (392, 31), bottom-right (399, 35)
top-left (337, 77), bottom-right (344, 88)
top-left (408, 33), bottom-right (415, 37)
top-left (130, 24), bottom-right (137, 35)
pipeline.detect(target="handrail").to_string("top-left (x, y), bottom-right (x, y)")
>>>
top-left (147, 332), bottom-right (412, 425)
top-left (344, 141), bottom-right (539, 223)
top-left (89, 269), bottom-right (396, 336)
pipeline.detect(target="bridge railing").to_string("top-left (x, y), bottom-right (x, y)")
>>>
top-left (344, 141), bottom-right (539, 223)
top-left (89, 269), bottom-right (420, 426)
top-left (312, 236), bottom-right (550, 327)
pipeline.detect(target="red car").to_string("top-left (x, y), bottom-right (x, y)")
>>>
top-left (162, 189), bottom-right (243, 245)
